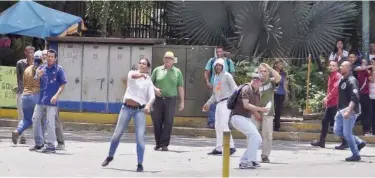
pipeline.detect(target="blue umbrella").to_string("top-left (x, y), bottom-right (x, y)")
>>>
top-left (0, 1), bottom-right (82, 39)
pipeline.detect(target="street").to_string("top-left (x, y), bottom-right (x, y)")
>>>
top-left (0, 127), bottom-right (375, 177)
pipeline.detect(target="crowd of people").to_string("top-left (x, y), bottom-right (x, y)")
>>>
top-left (9, 43), bottom-right (372, 172)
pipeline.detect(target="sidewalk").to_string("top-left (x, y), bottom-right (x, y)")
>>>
top-left (1, 127), bottom-right (375, 177)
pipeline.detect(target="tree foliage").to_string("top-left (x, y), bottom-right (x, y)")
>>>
top-left (85, 1), bottom-right (153, 37)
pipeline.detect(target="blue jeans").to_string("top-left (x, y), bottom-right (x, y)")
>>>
top-left (334, 111), bottom-right (364, 156)
top-left (16, 93), bottom-right (39, 135)
top-left (208, 103), bottom-right (217, 124)
top-left (32, 105), bottom-right (58, 148)
top-left (108, 105), bottom-right (146, 164)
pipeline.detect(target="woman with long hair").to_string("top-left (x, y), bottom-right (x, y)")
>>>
top-left (329, 40), bottom-right (349, 63)
top-left (101, 58), bottom-right (155, 172)
top-left (273, 59), bottom-right (288, 131)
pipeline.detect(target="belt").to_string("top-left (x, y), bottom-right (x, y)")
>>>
top-left (217, 97), bottom-right (228, 103)
top-left (123, 103), bottom-right (145, 110)
top-left (156, 96), bottom-right (176, 100)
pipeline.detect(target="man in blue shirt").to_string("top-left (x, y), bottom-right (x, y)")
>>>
top-left (204, 47), bottom-right (235, 128)
top-left (30, 49), bottom-right (67, 153)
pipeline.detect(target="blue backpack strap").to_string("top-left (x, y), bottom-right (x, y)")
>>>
top-left (226, 58), bottom-right (232, 73)
top-left (209, 57), bottom-right (216, 79)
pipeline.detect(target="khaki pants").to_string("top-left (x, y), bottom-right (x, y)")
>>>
top-left (251, 115), bottom-right (273, 157)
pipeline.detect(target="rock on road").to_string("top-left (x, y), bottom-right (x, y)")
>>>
top-left (0, 127), bottom-right (375, 177)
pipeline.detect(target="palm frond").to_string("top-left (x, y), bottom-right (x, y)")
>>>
top-left (290, 1), bottom-right (358, 59)
top-left (166, 1), bottom-right (236, 45)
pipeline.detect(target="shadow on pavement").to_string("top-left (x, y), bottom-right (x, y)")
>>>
top-left (103, 167), bottom-right (161, 173)
top-left (1, 127), bottom-right (373, 153)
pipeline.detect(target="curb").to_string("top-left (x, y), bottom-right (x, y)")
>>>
top-left (1, 118), bottom-right (374, 144)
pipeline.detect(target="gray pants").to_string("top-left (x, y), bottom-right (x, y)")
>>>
top-left (41, 108), bottom-right (65, 144)
top-left (151, 96), bottom-right (177, 147)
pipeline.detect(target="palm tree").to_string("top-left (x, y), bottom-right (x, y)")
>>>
top-left (166, 1), bottom-right (358, 61)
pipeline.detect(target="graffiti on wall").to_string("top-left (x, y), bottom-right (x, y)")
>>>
top-left (0, 66), bottom-right (17, 108)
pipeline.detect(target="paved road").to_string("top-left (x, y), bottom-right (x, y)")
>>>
top-left (1, 127), bottom-right (375, 177)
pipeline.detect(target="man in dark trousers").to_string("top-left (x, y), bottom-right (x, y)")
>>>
top-left (311, 61), bottom-right (342, 148)
top-left (151, 51), bottom-right (185, 151)
top-left (334, 61), bottom-right (366, 161)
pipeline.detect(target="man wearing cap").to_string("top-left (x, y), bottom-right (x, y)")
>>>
top-left (11, 51), bottom-right (42, 144)
top-left (14, 46), bottom-right (35, 144)
top-left (204, 47), bottom-right (235, 129)
top-left (151, 51), bottom-right (184, 151)
top-left (30, 49), bottom-right (67, 153)
top-left (254, 62), bottom-right (281, 163)
top-left (230, 73), bottom-right (268, 169)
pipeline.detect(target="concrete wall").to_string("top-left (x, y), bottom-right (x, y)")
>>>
top-left (48, 38), bottom-right (216, 117)
top-left (51, 42), bottom-right (153, 114)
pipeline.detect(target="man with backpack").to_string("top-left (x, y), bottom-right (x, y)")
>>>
top-left (202, 58), bottom-right (238, 155)
top-left (229, 73), bottom-right (269, 169)
top-left (204, 47), bottom-right (235, 129)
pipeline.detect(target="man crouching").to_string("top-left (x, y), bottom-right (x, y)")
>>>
top-left (230, 73), bottom-right (269, 169)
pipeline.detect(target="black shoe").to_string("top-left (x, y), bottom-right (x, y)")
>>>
top-left (136, 164), bottom-right (144, 172)
top-left (274, 127), bottom-right (280, 132)
top-left (29, 145), bottom-right (43, 151)
top-left (311, 140), bottom-right (325, 148)
top-left (207, 149), bottom-right (222, 155)
top-left (161, 146), bottom-right (169, 151)
top-left (335, 140), bottom-right (349, 150)
top-left (230, 148), bottom-right (236, 155)
top-left (345, 155), bottom-right (361, 162)
top-left (261, 155), bottom-right (270, 163)
top-left (19, 137), bottom-right (26, 144)
top-left (358, 142), bottom-right (366, 151)
top-left (154, 146), bottom-right (161, 151)
top-left (101, 157), bottom-right (113, 167)
top-left (11, 131), bottom-right (19, 145)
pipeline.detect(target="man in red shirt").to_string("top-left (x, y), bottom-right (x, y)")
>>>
top-left (353, 58), bottom-right (372, 136)
top-left (311, 61), bottom-right (342, 148)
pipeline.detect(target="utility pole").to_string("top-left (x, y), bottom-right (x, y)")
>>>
top-left (362, 1), bottom-right (370, 60)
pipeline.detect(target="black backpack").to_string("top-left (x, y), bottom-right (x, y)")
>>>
top-left (227, 84), bottom-right (249, 110)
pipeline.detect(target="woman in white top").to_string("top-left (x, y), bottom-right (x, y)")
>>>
top-left (329, 40), bottom-right (349, 62)
top-left (368, 57), bottom-right (375, 136)
top-left (101, 58), bottom-right (155, 172)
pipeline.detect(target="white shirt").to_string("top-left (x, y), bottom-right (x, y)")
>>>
top-left (369, 83), bottom-right (375, 99)
top-left (123, 70), bottom-right (155, 105)
top-left (329, 50), bottom-right (349, 61)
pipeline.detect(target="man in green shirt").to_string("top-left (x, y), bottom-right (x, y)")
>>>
top-left (151, 51), bottom-right (185, 151)
top-left (251, 63), bottom-right (281, 163)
